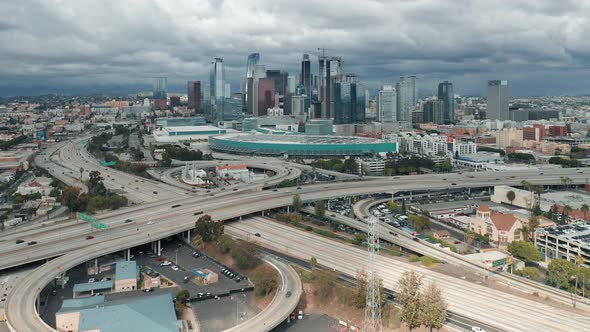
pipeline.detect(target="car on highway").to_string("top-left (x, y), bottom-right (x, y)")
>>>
top-left (27, 241), bottom-right (37, 246)
top-left (471, 327), bottom-right (486, 332)
top-left (153, 191), bottom-right (158, 194)
top-left (297, 187), bottom-right (302, 189)
top-left (171, 266), bottom-right (179, 271)
top-left (233, 188), bottom-right (238, 191)
top-left (143, 288), bottom-right (153, 293)
top-left (451, 183), bottom-right (457, 186)
top-left (15, 239), bottom-right (24, 244)
top-left (285, 291), bottom-right (292, 298)
top-left (254, 233), bottom-right (261, 237)
top-left (125, 219), bottom-right (133, 223)
top-left (147, 221), bottom-right (155, 225)
top-left (50, 289), bottom-right (57, 296)
top-left (86, 235), bottom-right (94, 240)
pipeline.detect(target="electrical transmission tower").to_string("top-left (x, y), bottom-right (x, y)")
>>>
top-left (363, 216), bottom-right (382, 332)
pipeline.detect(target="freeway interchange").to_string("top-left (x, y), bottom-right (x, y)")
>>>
top-left (3, 137), bottom-right (590, 331)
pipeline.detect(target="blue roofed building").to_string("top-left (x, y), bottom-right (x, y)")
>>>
top-left (114, 260), bottom-right (138, 292)
top-left (55, 292), bottom-right (186, 332)
top-left (72, 281), bottom-right (113, 298)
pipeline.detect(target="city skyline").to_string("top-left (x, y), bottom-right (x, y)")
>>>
top-left (1, 0), bottom-right (590, 97)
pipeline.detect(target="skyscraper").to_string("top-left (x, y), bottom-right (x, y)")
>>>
top-left (210, 58), bottom-right (225, 121)
top-left (257, 78), bottom-right (275, 116)
top-left (245, 53), bottom-right (260, 113)
top-left (266, 70), bottom-right (288, 97)
top-left (378, 85), bottom-right (396, 122)
top-left (437, 81), bottom-right (454, 123)
top-left (153, 77), bottom-right (167, 100)
top-left (246, 53), bottom-right (260, 79)
top-left (396, 76), bottom-right (417, 124)
top-left (487, 80), bottom-right (509, 120)
top-left (301, 54), bottom-right (312, 95)
top-left (334, 82), bottom-right (364, 124)
top-left (318, 56), bottom-right (341, 118)
top-left (250, 64), bottom-right (266, 115)
top-left (187, 81), bottom-right (201, 112)
top-left (287, 76), bottom-right (296, 94)
top-left (423, 100), bottom-right (444, 124)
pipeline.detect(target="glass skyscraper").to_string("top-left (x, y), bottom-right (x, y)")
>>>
top-left (334, 82), bottom-right (364, 124)
top-left (437, 81), bottom-right (454, 123)
top-left (210, 58), bottom-right (225, 121)
top-left (301, 54), bottom-right (311, 95)
top-left (396, 76), bottom-right (417, 123)
top-left (152, 77), bottom-right (167, 100)
top-left (245, 53), bottom-right (260, 114)
top-left (378, 85), bottom-right (396, 122)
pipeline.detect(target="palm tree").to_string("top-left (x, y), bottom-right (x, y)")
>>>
top-left (519, 225), bottom-right (531, 242)
top-left (528, 216), bottom-right (540, 242)
top-left (581, 204), bottom-right (589, 221)
top-left (561, 205), bottom-right (573, 224)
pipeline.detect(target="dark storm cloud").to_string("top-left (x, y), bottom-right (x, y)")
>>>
top-left (1, 0), bottom-right (590, 96)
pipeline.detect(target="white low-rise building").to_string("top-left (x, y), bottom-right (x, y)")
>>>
top-left (491, 185), bottom-right (536, 209)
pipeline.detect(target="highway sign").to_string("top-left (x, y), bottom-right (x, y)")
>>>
top-left (77, 213), bottom-right (94, 223)
top-left (91, 222), bottom-right (107, 230)
top-left (100, 160), bottom-right (116, 167)
top-left (492, 257), bottom-right (507, 267)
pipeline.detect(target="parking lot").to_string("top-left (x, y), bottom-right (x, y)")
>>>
top-left (135, 238), bottom-right (252, 298)
top-left (192, 292), bottom-right (261, 331)
top-left (274, 313), bottom-right (340, 332)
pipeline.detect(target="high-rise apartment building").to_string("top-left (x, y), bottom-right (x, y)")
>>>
top-left (423, 100), bottom-right (444, 124)
top-left (378, 85), bottom-right (396, 122)
top-left (396, 76), bottom-right (417, 123)
top-left (187, 81), bottom-right (201, 112)
top-left (437, 81), bottom-right (454, 123)
top-left (301, 54), bottom-right (312, 95)
top-left (487, 80), bottom-right (509, 120)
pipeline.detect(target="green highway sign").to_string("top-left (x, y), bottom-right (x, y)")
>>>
top-left (92, 222), bottom-right (107, 230)
top-left (492, 257), bottom-right (507, 267)
top-left (100, 160), bottom-right (116, 167)
top-left (77, 213), bottom-right (94, 223)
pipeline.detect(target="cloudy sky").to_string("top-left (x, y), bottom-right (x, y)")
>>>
top-left (1, 0), bottom-right (590, 97)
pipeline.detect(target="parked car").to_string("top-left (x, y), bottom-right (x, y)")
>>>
top-left (156, 257), bottom-right (166, 261)
top-left (297, 310), bottom-right (303, 320)
top-left (88, 278), bottom-right (96, 283)
top-left (160, 261), bottom-right (172, 266)
top-left (86, 235), bottom-right (94, 240)
top-left (171, 266), bottom-right (179, 271)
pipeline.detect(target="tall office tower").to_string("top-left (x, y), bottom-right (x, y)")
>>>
top-left (169, 96), bottom-right (181, 109)
top-left (423, 100), bottom-right (444, 124)
top-left (287, 76), bottom-right (296, 94)
top-left (437, 81), bottom-right (454, 123)
top-left (354, 82), bottom-right (366, 123)
top-left (153, 77), bottom-right (167, 99)
top-left (246, 53), bottom-right (260, 78)
top-left (257, 78), bottom-right (275, 116)
top-left (334, 82), bottom-right (364, 124)
top-left (334, 81), bottom-right (352, 124)
top-left (396, 76), bottom-right (417, 123)
top-left (210, 58), bottom-right (225, 121)
top-left (202, 84), bottom-right (212, 118)
top-left (250, 64), bottom-right (266, 115)
top-left (301, 54), bottom-right (312, 95)
top-left (187, 81), bottom-right (201, 112)
top-left (378, 85), bottom-right (397, 122)
top-left (244, 53), bottom-right (260, 114)
top-left (318, 56), bottom-right (341, 118)
top-left (487, 80), bottom-right (509, 120)
top-left (224, 83), bottom-right (231, 98)
top-left (266, 70), bottom-right (288, 97)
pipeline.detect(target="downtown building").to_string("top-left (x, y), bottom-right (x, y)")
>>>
top-left (334, 78), bottom-right (365, 125)
top-left (377, 85), bottom-right (397, 123)
top-left (487, 80), bottom-right (510, 120)
top-left (187, 81), bottom-right (201, 113)
top-left (396, 76), bottom-right (417, 125)
top-left (437, 81), bottom-right (454, 123)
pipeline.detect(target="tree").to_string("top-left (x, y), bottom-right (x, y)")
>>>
top-left (176, 289), bottom-right (190, 303)
top-left (87, 170), bottom-right (106, 196)
top-left (547, 259), bottom-right (577, 291)
top-left (506, 190), bottom-right (516, 205)
top-left (409, 214), bottom-right (431, 232)
top-left (61, 187), bottom-right (81, 211)
top-left (387, 201), bottom-right (399, 213)
top-left (420, 282), bottom-right (448, 332)
top-left (398, 271), bottom-right (423, 330)
top-left (525, 216), bottom-right (541, 242)
top-left (251, 264), bottom-right (278, 297)
top-left (353, 233), bottom-right (367, 246)
top-left (310, 256), bottom-right (318, 271)
top-left (194, 215), bottom-right (224, 242)
top-left (561, 205), bottom-right (573, 225)
top-left (292, 194), bottom-right (302, 212)
top-left (507, 241), bottom-right (542, 262)
top-left (231, 241), bottom-right (260, 269)
top-left (581, 204), bottom-right (589, 221)
top-left (438, 158), bottom-right (453, 173)
top-left (314, 200), bottom-right (326, 218)
top-left (217, 234), bottom-right (234, 254)
top-left (574, 255), bottom-right (585, 308)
